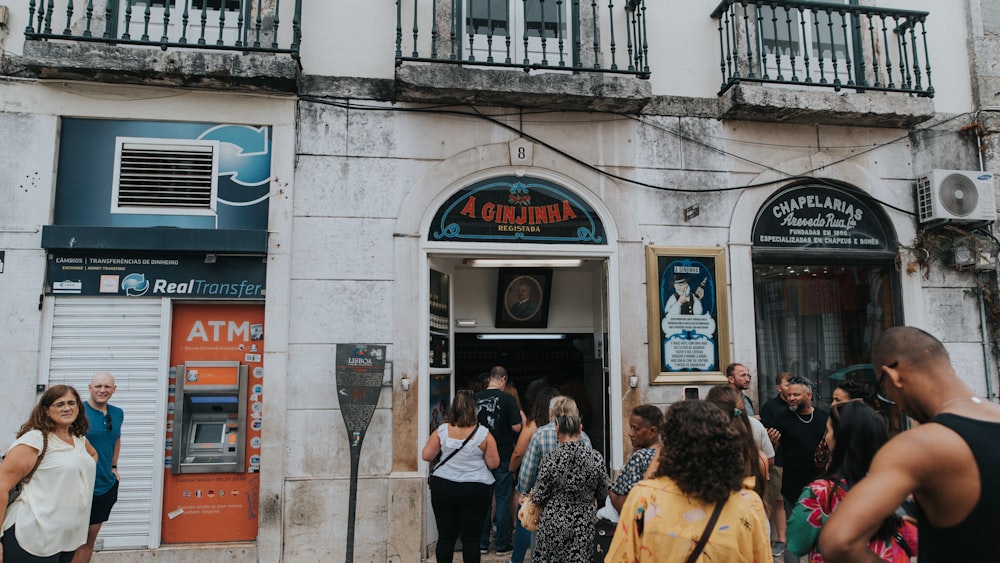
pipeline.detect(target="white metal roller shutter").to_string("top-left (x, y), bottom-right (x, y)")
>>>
top-left (45, 296), bottom-right (167, 550)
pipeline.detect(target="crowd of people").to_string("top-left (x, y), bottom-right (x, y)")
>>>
top-left (425, 326), bottom-right (1000, 562)
top-left (6, 325), bottom-right (995, 563)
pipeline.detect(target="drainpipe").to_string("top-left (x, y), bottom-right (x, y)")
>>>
top-left (977, 272), bottom-right (996, 402)
top-left (974, 118), bottom-right (997, 401)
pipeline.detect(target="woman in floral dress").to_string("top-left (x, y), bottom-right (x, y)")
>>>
top-left (787, 400), bottom-right (917, 562)
top-left (530, 411), bottom-right (609, 562)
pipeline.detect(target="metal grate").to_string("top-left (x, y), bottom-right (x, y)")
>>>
top-left (113, 139), bottom-right (218, 214)
top-left (916, 174), bottom-right (933, 223)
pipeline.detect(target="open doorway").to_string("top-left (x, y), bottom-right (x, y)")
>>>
top-left (428, 256), bottom-right (614, 467)
top-left (454, 333), bottom-right (607, 459)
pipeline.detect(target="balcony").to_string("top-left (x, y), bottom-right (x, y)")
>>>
top-left (392, 0), bottom-right (652, 111)
top-left (710, 0), bottom-right (935, 127)
top-left (711, 0), bottom-right (933, 96)
top-left (17, 0), bottom-right (301, 91)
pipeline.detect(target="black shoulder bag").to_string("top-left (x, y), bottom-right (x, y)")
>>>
top-left (685, 499), bottom-right (726, 563)
top-left (427, 424), bottom-right (480, 484)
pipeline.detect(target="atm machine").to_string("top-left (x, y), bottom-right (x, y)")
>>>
top-left (172, 361), bottom-right (248, 474)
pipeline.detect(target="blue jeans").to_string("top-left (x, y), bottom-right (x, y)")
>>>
top-left (481, 465), bottom-right (514, 551)
top-left (511, 504), bottom-right (533, 563)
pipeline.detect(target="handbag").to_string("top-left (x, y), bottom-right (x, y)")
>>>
top-left (5, 433), bottom-right (49, 507)
top-left (427, 424), bottom-right (479, 484)
top-left (517, 492), bottom-right (541, 531)
top-left (685, 499), bottom-right (725, 563)
top-left (593, 517), bottom-right (617, 561)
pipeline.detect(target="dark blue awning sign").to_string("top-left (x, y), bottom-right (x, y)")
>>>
top-left (46, 252), bottom-right (266, 299)
top-left (430, 176), bottom-right (606, 244)
top-left (753, 185), bottom-right (893, 252)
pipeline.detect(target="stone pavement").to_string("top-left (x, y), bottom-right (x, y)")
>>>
top-left (425, 547), bottom-right (527, 563)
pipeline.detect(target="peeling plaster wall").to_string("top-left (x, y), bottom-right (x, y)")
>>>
top-left (0, 110), bottom-right (56, 441)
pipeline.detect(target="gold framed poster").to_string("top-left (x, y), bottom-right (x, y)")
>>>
top-left (646, 245), bottom-right (730, 384)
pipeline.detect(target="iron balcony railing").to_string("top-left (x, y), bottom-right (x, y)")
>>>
top-left (395, 0), bottom-right (649, 78)
top-left (23, 0), bottom-right (301, 55)
top-left (711, 0), bottom-right (933, 97)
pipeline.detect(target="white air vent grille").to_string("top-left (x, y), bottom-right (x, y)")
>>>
top-left (112, 138), bottom-right (219, 215)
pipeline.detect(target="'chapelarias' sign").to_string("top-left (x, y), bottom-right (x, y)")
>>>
top-left (430, 177), bottom-right (606, 244)
top-left (753, 185), bottom-right (893, 252)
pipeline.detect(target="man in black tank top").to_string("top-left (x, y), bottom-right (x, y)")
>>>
top-left (819, 326), bottom-right (1000, 562)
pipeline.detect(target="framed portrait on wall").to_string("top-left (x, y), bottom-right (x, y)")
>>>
top-left (495, 268), bottom-right (552, 329)
top-left (646, 246), bottom-right (730, 383)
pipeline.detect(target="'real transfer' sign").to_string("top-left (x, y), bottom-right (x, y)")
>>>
top-left (753, 185), bottom-right (893, 252)
top-left (46, 252), bottom-right (265, 298)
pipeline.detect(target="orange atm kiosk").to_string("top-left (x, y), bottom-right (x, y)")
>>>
top-left (163, 302), bottom-right (263, 543)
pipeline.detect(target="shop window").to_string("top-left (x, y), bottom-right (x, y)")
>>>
top-left (754, 264), bottom-right (894, 400)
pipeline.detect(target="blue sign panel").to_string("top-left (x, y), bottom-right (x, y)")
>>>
top-left (56, 119), bottom-right (271, 231)
top-left (46, 252), bottom-right (265, 299)
top-left (430, 176), bottom-right (606, 244)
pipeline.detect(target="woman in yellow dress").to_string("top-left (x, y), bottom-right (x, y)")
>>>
top-left (606, 400), bottom-right (772, 562)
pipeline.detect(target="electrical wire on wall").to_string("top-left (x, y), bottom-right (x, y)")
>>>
top-left (299, 95), bottom-right (975, 219)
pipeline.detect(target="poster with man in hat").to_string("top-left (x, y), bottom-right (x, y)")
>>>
top-left (660, 260), bottom-right (718, 372)
top-left (664, 272), bottom-right (705, 316)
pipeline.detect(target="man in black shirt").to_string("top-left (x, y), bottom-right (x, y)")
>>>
top-left (475, 366), bottom-right (522, 554)
top-left (760, 371), bottom-right (792, 558)
top-left (760, 371), bottom-right (791, 427)
top-left (768, 376), bottom-right (827, 524)
top-left (821, 326), bottom-right (1000, 562)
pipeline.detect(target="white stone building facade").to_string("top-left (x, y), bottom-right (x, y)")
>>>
top-left (0, 0), bottom-right (999, 561)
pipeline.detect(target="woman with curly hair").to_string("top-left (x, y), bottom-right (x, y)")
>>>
top-left (0, 384), bottom-right (98, 562)
top-left (787, 400), bottom-right (916, 562)
top-left (605, 400), bottom-right (771, 562)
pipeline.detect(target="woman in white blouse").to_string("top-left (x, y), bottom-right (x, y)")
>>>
top-left (422, 390), bottom-right (499, 563)
top-left (0, 385), bottom-right (98, 562)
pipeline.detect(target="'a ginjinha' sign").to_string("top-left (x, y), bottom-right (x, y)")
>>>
top-left (430, 177), bottom-right (606, 244)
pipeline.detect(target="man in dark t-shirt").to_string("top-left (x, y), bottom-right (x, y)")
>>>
top-left (475, 366), bottom-right (522, 554)
top-left (760, 371), bottom-right (792, 558)
top-left (769, 376), bottom-right (827, 510)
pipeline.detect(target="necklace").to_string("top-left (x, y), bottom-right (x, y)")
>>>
top-left (795, 410), bottom-right (814, 424)
top-left (937, 396), bottom-right (983, 414)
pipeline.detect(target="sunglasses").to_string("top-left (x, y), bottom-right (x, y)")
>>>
top-left (830, 398), bottom-right (865, 422)
top-left (876, 362), bottom-right (898, 405)
top-left (105, 413), bottom-right (113, 431)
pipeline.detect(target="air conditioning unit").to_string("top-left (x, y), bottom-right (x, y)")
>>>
top-left (916, 170), bottom-right (997, 227)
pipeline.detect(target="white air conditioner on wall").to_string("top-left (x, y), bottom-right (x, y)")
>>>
top-left (916, 170), bottom-right (997, 226)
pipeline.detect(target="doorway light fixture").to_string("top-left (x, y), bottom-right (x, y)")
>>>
top-left (476, 334), bottom-right (567, 340)
top-left (463, 258), bottom-right (583, 268)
